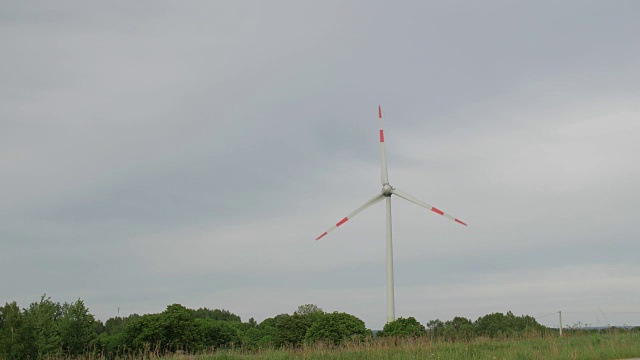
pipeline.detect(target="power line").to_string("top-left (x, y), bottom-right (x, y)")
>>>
top-left (560, 311), bottom-right (640, 314)
top-left (535, 312), bottom-right (559, 319)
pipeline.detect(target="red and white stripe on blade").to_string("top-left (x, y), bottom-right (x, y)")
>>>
top-left (379, 105), bottom-right (389, 185)
top-left (315, 193), bottom-right (385, 240)
top-left (392, 188), bottom-right (467, 226)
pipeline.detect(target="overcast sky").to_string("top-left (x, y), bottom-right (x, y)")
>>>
top-left (2, 1), bottom-right (639, 330)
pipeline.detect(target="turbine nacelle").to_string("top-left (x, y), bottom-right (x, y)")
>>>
top-left (382, 184), bottom-right (393, 197)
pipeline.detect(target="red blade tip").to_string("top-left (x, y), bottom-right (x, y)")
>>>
top-left (378, 105), bottom-right (382, 118)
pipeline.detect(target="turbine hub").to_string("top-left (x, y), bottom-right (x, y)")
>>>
top-left (382, 184), bottom-right (393, 197)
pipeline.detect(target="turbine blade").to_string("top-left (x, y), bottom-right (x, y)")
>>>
top-left (378, 105), bottom-right (389, 185)
top-left (315, 192), bottom-right (385, 240)
top-left (392, 188), bottom-right (467, 226)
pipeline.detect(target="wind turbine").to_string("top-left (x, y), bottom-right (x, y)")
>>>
top-left (314, 106), bottom-right (467, 324)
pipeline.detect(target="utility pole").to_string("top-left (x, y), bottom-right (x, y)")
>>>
top-left (558, 311), bottom-right (563, 337)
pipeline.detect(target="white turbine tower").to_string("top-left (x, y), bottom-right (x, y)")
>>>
top-left (314, 106), bottom-right (467, 324)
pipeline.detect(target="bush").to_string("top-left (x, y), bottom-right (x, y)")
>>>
top-left (475, 311), bottom-right (544, 338)
top-left (305, 312), bottom-right (370, 345)
top-left (378, 317), bottom-right (426, 337)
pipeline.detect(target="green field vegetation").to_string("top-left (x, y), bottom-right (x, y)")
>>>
top-left (190, 331), bottom-right (640, 360)
top-left (2, 295), bottom-right (640, 359)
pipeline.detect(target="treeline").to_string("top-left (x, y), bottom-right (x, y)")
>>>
top-left (1, 294), bottom-right (554, 359)
top-left (0, 298), bottom-right (368, 358)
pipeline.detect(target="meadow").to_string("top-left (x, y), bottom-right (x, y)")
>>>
top-left (172, 331), bottom-right (640, 360)
top-left (49, 330), bottom-right (639, 360)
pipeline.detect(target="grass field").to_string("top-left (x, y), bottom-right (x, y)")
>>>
top-left (167, 331), bottom-right (640, 360)
top-left (46, 331), bottom-right (640, 360)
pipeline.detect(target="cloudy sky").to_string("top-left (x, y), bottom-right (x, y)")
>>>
top-left (2, 1), bottom-right (639, 329)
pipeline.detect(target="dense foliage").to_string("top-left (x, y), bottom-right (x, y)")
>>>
top-left (0, 295), bottom-right (556, 359)
top-left (378, 317), bottom-right (426, 337)
top-left (0, 296), bottom-right (98, 359)
top-left (427, 311), bottom-right (546, 340)
top-left (304, 312), bottom-right (370, 345)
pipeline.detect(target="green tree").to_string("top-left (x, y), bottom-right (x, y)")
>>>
top-left (124, 313), bottom-right (164, 351)
top-left (104, 316), bottom-right (124, 336)
top-left (240, 326), bottom-right (264, 349)
top-left (378, 317), bottom-right (426, 337)
top-left (475, 311), bottom-right (544, 338)
top-left (247, 317), bottom-right (257, 327)
top-left (246, 317), bottom-right (278, 348)
top-left (98, 314), bottom-right (140, 355)
top-left (262, 306), bottom-right (325, 348)
top-left (23, 295), bottom-right (62, 358)
top-left (426, 319), bottom-right (445, 339)
top-left (294, 304), bottom-right (323, 316)
top-left (273, 314), bottom-right (310, 347)
top-left (475, 312), bottom-right (506, 337)
top-left (0, 302), bottom-right (27, 360)
top-left (443, 316), bottom-right (475, 340)
top-left (161, 304), bottom-right (203, 351)
top-left (59, 299), bottom-right (98, 355)
top-left (194, 308), bottom-right (241, 322)
top-left (125, 305), bottom-right (201, 352)
top-left (198, 318), bottom-right (239, 349)
top-left (305, 312), bottom-right (370, 345)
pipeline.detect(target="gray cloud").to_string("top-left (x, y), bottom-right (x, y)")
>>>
top-left (1, 1), bottom-right (639, 329)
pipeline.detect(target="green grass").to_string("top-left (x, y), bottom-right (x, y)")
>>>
top-left (47, 331), bottom-right (640, 360)
top-left (164, 331), bottom-right (640, 360)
